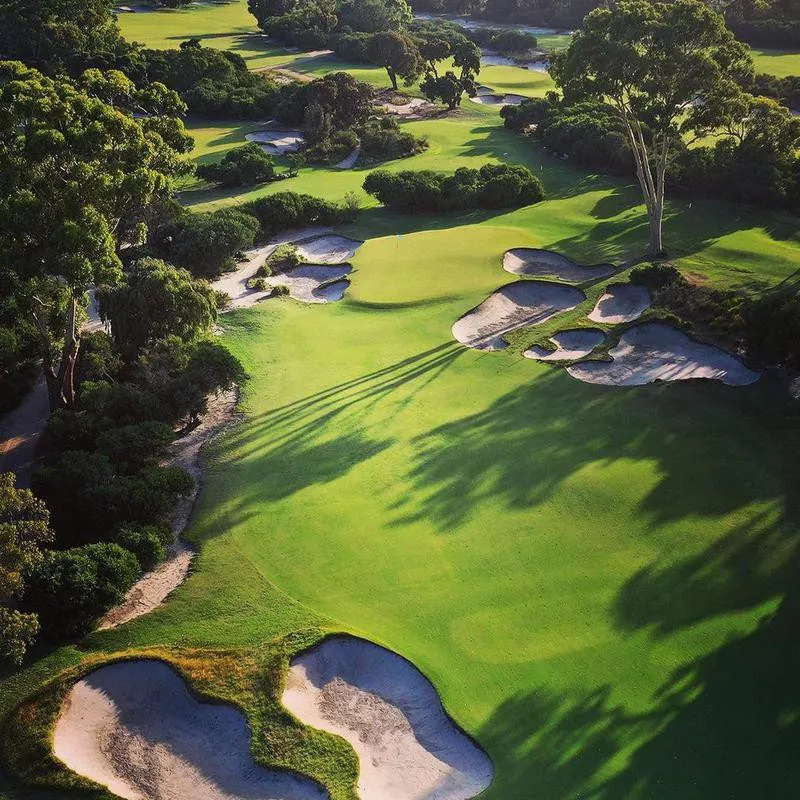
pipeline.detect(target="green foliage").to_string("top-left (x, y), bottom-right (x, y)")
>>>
top-left (114, 522), bottom-right (173, 572)
top-left (96, 421), bottom-right (175, 474)
top-left (272, 284), bottom-right (292, 296)
top-left (366, 31), bottom-right (424, 90)
top-left (339, 0), bottom-right (412, 32)
top-left (22, 543), bottom-right (141, 638)
top-left (306, 129), bottom-right (361, 165)
top-left (265, 244), bottom-right (302, 271)
top-left (0, 473), bottom-right (53, 663)
top-left (255, 0), bottom-right (339, 49)
top-left (197, 143), bottom-right (277, 188)
top-left (246, 192), bottom-right (350, 236)
top-left (98, 258), bottom-right (219, 358)
top-left (743, 289), bottom-right (800, 367)
top-left (166, 210), bottom-right (261, 279)
top-left (363, 163), bottom-right (545, 212)
top-left (359, 116), bottom-right (428, 162)
top-left (142, 44), bottom-right (281, 119)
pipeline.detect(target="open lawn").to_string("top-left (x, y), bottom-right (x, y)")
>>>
top-left (750, 47), bottom-right (800, 78)
top-left (3, 6), bottom-right (800, 800)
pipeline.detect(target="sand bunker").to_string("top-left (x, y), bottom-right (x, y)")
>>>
top-left (53, 660), bottom-right (327, 800)
top-left (470, 93), bottom-right (503, 105)
top-left (245, 130), bottom-right (306, 155)
top-left (589, 284), bottom-right (651, 323)
top-left (503, 248), bottom-right (615, 283)
top-left (265, 265), bottom-right (352, 303)
top-left (567, 322), bottom-right (759, 386)
top-left (282, 636), bottom-right (493, 800)
top-left (335, 144), bottom-right (361, 169)
top-left (377, 97), bottom-right (435, 118)
top-left (452, 281), bottom-right (586, 350)
top-left (525, 328), bottom-right (606, 361)
top-left (295, 235), bottom-right (362, 264)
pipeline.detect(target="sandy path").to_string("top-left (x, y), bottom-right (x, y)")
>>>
top-left (567, 322), bottom-right (759, 386)
top-left (525, 328), bottom-right (606, 361)
top-left (335, 144), bottom-right (361, 170)
top-left (0, 377), bottom-right (49, 488)
top-left (588, 284), bottom-right (651, 323)
top-left (98, 389), bottom-right (239, 630)
top-left (54, 660), bottom-right (327, 800)
top-left (503, 248), bottom-right (615, 283)
top-left (282, 637), bottom-right (493, 800)
top-left (376, 97), bottom-right (436, 118)
top-left (452, 281), bottom-right (586, 350)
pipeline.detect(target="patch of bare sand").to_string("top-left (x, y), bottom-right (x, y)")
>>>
top-left (282, 636), bottom-right (493, 800)
top-left (295, 235), bottom-right (362, 264)
top-left (53, 660), bottom-right (327, 800)
top-left (265, 265), bottom-right (352, 303)
top-left (504, 248), bottom-right (615, 282)
top-left (525, 328), bottom-right (606, 361)
top-left (588, 284), bottom-right (651, 323)
top-left (452, 281), bottom-right (586, 350)
top-left (567, 321), bottom-right (759, 386)
top-left (245, 130), bottom-right (306, 155)
top-left (98, 389), bottom-right (239, 630)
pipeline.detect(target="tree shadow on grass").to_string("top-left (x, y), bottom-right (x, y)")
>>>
top-left (392, 370), bottom-right (800, 532)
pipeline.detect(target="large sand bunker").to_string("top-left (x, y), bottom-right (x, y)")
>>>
top-left (567, 322), bottom-right (759, 386)
top-left (452, 281), bottom-right (586, 350)
top-left (265, 265), bottom-right (353, 303)
top-left (504, 248), bottom-right (615, 283)
top-left (588, 284), bottom-right (651, 323)
top-left (295, 235), bottom-right (362, 264)
top-left (525, 328), bottom-right (606, 361)
top-left (282, 636), bottom-right (493, 800)
top-left (245, 130), bottom-right (306, 155)
top-left (53, 660), bottom-right (327, 800)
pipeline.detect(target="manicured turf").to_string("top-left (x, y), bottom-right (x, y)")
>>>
top-left (750, 47), bottom-right (800, 78)
top-left (3, 7), bottom-right (800, 800)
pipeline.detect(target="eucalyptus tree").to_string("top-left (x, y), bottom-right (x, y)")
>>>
top-left (0, 62), bottom-right (191, 409)
top-left (551, 0), bottom-right (753, 255)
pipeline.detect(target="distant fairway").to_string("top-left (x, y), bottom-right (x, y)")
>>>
top-left (750, 47), bottom-right (800, 77)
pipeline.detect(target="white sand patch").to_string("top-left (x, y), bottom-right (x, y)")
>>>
top-left (295, 235), bottom-right (362, 264)
top-left (335, 144), bottom-right (361, 169)
top-left (98, 389), bottom-right (239, 630)
top-left (470, 93), bottom-right (504, 105)
top-left (245, 130), bottom-right (306, 155)
top-left (475, 85), bottom-right (495, 96)
top-left (377, 97), bottom-right (435, 118)
top-left (501, 94), bottom-right (527, 105)
top-left (503, 248), bottom-right (615, 282)
top-left (265, 265), bottom-right (352, 304)
top-left (588, 284), bottom-right (651, 323)
top-left (567, 322), bottom-right (759, 386)
top-left (452, 281), bottom-right (586, 350)
top-left (282, 636), bottom-right (493, 800)
top-left (54, 660), bottom-right (327, 800)
top-left (525, 328), bottom-right (606, 361)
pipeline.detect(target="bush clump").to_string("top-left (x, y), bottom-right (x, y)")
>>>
top-left (363, 163), bottom-right (545, 213)
top-left (196, 143), bottom-right (276, 187)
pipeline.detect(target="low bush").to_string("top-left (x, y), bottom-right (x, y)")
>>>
top-left (114, 523), bottom-right (173, 572)
top-left (363, 163), bottom-right (545, 212)
top-left (245, 191), bottom-right (350, 236)
top-left (305, 129), bottom-right (360, 165)
top-left (272, 284), bottom-right (291, 296)
top-left (196, 143), bottom-right (276, 187)
top-left (358, 117), bottom-right (428, 162)
top-left (264, 244), bottom-right (301, 272)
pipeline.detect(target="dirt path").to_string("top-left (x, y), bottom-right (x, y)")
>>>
top-left (98, 389), bottom-right (240, 630)
top-left (0, 377), bottom-right (49, 487)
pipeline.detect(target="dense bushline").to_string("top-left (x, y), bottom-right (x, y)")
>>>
top-left (196, 143), bottom-right (279, 188)
top-left (363, 163), bottom-right (545, 212)
top-left (503, 93), bottom-right (800, 212)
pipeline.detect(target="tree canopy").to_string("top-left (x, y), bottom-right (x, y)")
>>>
top-left (551, 0), bottom-right (754, 255)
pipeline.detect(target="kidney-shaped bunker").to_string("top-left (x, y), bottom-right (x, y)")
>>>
top-left (282, 636), bottom-right (494, 800)
top-left (452, 280), bottom-right (586, 350)
top-left (503, 248), bottom-right (615, 282)
top-left (295, 235), bottom-right (363, 264)
top-left (53, 660), bottom-right (328, 800)
top-left (266, 264), bottom-right (353, 303)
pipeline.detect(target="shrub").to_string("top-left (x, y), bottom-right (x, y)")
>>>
top-left (272, 284), bottom-right (291, 296)
top-left (23, 543), bottom-right (141, 638)
top-left (743, 290), bottom-right (800, 368)
top-left (196, 143), bottom-right (276, 187)
top-left (265, 243), bottom-right (301, 271)
top-left (114, 523), bottom-right (173, 571)
top-left (247, 277), bottom-right (269, 291)
top-left (305, 129), bottom-right (360, 165)
top-left (245, 191), bottom-right (349, 236)
top-left (96, 421), bottom-right (175, 474)
top-left (358, 116), bottom-right (427, 162)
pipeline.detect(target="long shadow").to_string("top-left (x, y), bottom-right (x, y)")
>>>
top-left (392, 370), bottom-right (800, 531)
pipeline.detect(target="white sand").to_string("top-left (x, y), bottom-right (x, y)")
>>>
top-left (335, 144), bottom-right (361, 169)
top-left (525, 328), bottom-right (606, 361)
top-left (503, 248), bottom-right (615, 282)
top-left (480, 52), bottom-right (549, 71)
top-left (475, 86), bottom-right (495, 96)
top-left (470, 93), bottom-right (504, 105)
top-left (54, 660), bottom-right (327, 800)
top-left (265, 265), bottom-right (352, 303)
top-left (501, 94), bottom-right (527, 106)
top-left (588, 284), bottom-right (651, 323)
top-left (245, 130), bottom-right (306, 155)
top-left (567, 322), bottom-right (759, 386)
top-left (452, 281), bottom-right (585, 350)
top-left (99, 389), bottom-right (239, 630)
top-left (295, 235), bottom-right (362, 264)
top-left (377, 97), bottom-right (435, 118)
top-left (282, 637), bottom-right (493, 800)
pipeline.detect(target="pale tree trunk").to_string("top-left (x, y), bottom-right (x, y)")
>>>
top-left (32, 294), bottom-right (81, 411)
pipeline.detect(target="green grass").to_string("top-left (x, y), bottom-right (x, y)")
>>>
top-left (3, 7), bottom-right (800, 800)
top-left (750, 47), bottom-right (800, 78)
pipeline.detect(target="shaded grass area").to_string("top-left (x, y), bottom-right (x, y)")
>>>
top-left (750, 47), bottom-right (800, 78)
